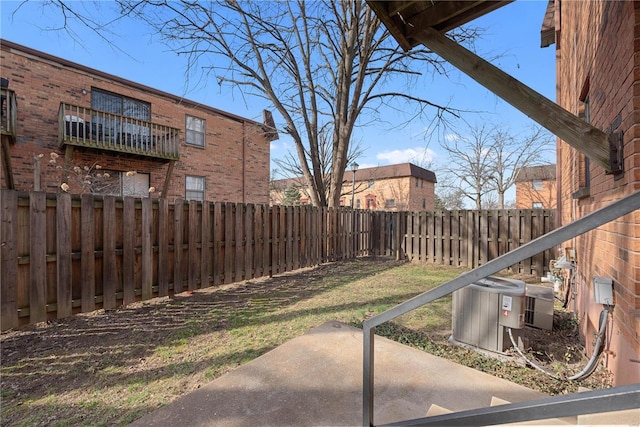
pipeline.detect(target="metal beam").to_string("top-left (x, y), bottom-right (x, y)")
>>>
top-left (412, 27), bottom-right (614, 173)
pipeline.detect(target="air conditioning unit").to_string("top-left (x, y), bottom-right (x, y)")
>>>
top-left (524, 284), bottom-right (554, 330)
top-left (451, 276), bottom-right (525, 354)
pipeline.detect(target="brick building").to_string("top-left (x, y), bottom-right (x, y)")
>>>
top-left (546, 0), bottom-right (640, 385)
top-left (271, 162), bottom-right (437, 211)
top-left (0, 40), bottom-right (277, 203)
top-left (514, 164), bottom-right (557, 209)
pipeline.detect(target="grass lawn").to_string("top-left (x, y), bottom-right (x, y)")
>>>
top-left (0, 257), bottom-right (610, 426)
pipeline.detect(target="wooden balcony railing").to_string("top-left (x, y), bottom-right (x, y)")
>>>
top-left (59, 103), bottom-right (180, 160)
top-left (1, 88), bottom-right (17, 142)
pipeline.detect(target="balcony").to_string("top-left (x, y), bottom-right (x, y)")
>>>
top-left (1, 87), bottom-right (17, 142)
top-left (59, 103), bottom-right (180, 161)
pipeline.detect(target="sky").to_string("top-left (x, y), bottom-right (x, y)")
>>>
top-left (1, 1), bottom-right (556, 203)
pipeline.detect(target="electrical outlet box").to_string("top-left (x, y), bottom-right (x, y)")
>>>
top-left (593, 277), bottom-right (614, 305)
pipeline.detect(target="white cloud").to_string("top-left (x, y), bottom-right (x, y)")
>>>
top-left (376, 147), bottom-right (436, 165)
top-left (444, 133), bottom-right (461, 142)
top-left (270, 139), bottom-right (293, 152)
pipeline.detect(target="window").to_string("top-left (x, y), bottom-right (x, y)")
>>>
top-left (532, 202), bottom-right (543, 209)
top-left (92, 89), bottom-right (151, 120)
top-left (122, 172), bottom-right (151, 197)
top-left (90, 171), bottom-right (150, 197)
top-left (582, 95), bottom-right (591, 188)
top-left (366, 196), bottom-right (376, 210)
top-left (186, 115), bottom-right (206, 147)
top-left (422, 199), bottom-right (426, 209)
top-left (185, 175), bottom-right (205, 201)
top-left (385, 199), bottom-right (395, 208)
top-left (92, 89), bottom-right (151, 144)
top-left (356, 199), bottom-right (361, 209)
top-left (532, 179), bottom-right (543, 190)
top-left (415, 178), bottom-right (419, 187)
top-left (574, 86), bottom-right (591, 199)
top-left (368, 180), bottom-right (375, 188)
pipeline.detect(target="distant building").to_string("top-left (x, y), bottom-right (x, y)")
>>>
top-left (271, 162), bottom-right (437, 211)
top-left (514, 164), bottom-right (556, 209)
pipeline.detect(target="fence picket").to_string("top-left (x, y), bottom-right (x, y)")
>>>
top-left (245, 204), bottom-right (254, 280)
top-left (80, 195), bottom-right (96, 311)
top-left (122, 197), bottom-right (136, 305)
top-left (29, 192), bottom-right (47, 322)
top-left (261, 204), bottom-right (270, 276)
top-left (213, 202), bottom-right (223, 285)
top-left (187, 200), bottom-right (198, 291)
top-left (102, 196), bottom-right (117, 310)
top-left (293, 206), bottom-right (300, 270)
top-left (174, 199), bottom-right (184, 293)
top-left (56, 193), bottom-right (72, 318)
top-left (141, 197), bottom-right (153, 299)
top-left (270, 205), bottom-right (278, 277)
top-left (1, 190), bottom-right (18, 329)
top-left (451, 211), bottom-right (459, 266)
top-left (224, 202), bottom-right (233, 283)
top-left (522, 209), bottom-right (533, 274)
top-left (201, 201), bottom-right (211, 288)
top-left (158, 198), bottom-right (169, 297)
top-left (235, 203), bottom-right (244, 281)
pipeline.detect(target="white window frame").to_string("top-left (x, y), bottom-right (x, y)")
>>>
top-left (185, 175), bottom-right (206, 201)
top-left (90, 170), bottom-right (150, 198)
top-left (186, 115), bottom-right (206, 147)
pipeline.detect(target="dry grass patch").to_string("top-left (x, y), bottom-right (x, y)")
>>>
top-left (1, 257), bottom-right (610, 426)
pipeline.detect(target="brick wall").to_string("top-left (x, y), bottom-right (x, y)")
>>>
top-left (344, 175), bottom-right (435, 211)
top-left (555, 0), bottom-right (640, 385)
top-left (0, 41), bottom-right (271, 204)
top-left (515, 179), bottom-right (557, 209)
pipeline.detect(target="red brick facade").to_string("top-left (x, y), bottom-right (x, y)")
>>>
top-left (514, 164), bottom-right (557, 209)
top-left (1, 40), bottom-right (274, 203)
top-left (270, 163), bottom-right (437, 211)
top-left (554, 0), bottom-right (640, 385)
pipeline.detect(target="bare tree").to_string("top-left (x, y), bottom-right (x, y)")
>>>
top-left (273, 128), bottom-right (364, 204)
top-left (489, 125), bottom-right (554, 208)
top-left (435, 187), bottom-right (465, 210)
top-left (438, 123), bottom-right (496, 209)
top-left (36, 0), bottom-right (479, 207)
top-left (439, 122), bottom-right (553, 209)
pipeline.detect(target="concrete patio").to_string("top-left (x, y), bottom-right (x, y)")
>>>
top-left (130, 321), bottom-right (553, 426)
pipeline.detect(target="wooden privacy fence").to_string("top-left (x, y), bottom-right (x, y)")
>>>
top-left (0, 189), bottom-right (556, 330)
top-left (400, 209), bottom-right (557, 274)
top-left (0, 190), bottom-right (373, 330)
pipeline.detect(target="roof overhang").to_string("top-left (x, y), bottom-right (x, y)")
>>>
top-left (366, 0), bottom-right (618, 174)
top-left (367, 1), bottom-right (513, 51)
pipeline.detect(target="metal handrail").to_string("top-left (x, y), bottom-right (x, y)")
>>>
top-left (363, 190), bottom-right (640, 426)
top-left (381, 383), bottom-right (640, 426)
